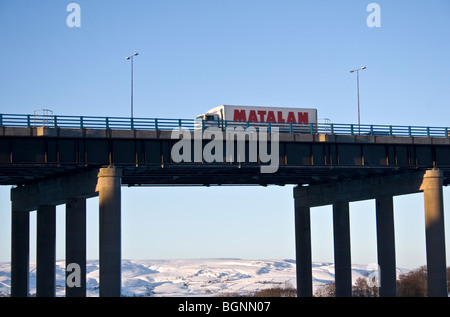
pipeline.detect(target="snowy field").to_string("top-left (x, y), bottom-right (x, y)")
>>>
top-left (0, 259), bottom-right (409, 297)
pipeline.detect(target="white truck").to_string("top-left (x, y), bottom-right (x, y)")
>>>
top-left (195, 105), bottom-right (318, 132)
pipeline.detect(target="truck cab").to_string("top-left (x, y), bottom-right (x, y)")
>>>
top-left (195, 113), bottom-right (220, 130)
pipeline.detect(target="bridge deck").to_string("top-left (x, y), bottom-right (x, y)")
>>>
top-left (1, 126), bottom-right (450, 186)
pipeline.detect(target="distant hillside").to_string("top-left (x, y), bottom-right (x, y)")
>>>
top-left (0, 259), bottom-right (409, 297)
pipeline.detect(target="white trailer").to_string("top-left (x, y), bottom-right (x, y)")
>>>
top-left (195, 105), bottom-right (317, 132)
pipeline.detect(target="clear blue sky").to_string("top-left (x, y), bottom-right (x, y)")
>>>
top-left (0, 0), bottom-right (450, 270)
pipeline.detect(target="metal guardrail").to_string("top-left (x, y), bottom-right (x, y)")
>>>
top-left (0, 113), bottom-right (449, 137)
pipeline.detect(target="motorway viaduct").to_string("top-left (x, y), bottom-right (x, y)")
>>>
top-left (0, 126), bottom-right (448, 297)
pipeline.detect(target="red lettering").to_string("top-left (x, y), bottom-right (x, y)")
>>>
top-left (233, 109), bottom-right (247, 121)
top-left (298, 112), bottom-right (309, 124)
top-left (248, 110), bottom-right (258, 122)
top-left (234, 109), bottom-right (310, 124)
top-left (287, 112), bottom-right (296, 123)
top-left (266, 111), bottom-right (276, 122)
top-left (257, 110), bottom-right (266, 122)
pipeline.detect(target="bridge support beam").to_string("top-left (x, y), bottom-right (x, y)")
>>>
top-left (97, 167), bottom-right (122, 297)
top-left (10, 166), bottom-right (123, 297)
top-left (10, 209), bottom-right (29, 297)
top-left (333, 202), bottom-right (352, 297)
top-left (294, 169), bottom-right (447, 297)
top-left (36, 205), bottom-right (56, 297)
top-left (375, 195), bottom-right (397, 297)
top-left (422, 169), bottom-right (448, 297)
top-left (66, 197), bottom-right (87, 297)
top-left (294, 204), bottom-right (312, 297)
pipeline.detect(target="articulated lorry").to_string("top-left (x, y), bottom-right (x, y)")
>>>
top-left (195, 105), bottom-right (318, 132)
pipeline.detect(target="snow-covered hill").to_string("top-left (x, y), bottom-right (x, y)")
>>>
top-left (0, 259), bottom-right (409, 297)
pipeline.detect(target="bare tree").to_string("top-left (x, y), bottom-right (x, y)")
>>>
top-left (314, 282), bottom-right (335, 297)
top-left (352, 277), bottom-right (379, 297)
top-left (397, 266), bottom-right (427, 297)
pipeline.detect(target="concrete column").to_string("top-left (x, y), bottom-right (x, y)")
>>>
top-left (294, 201), bottom-right (313, 297)
top-left (66, 197), bottom-right (87, 297)
top-left (421, 169), bottom-right (447, 297)
top-left (333, 201), bottom-right (352, 297)
top-left (11, 209), bottom-right (30, 297)
top-left (375, 195), bottom-right (397, 297)
top-left (97, 167), bottom-right (122, 297)
top-left (36, 205), bottom-right (56, 297)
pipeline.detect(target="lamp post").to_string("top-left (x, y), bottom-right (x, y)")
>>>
top-left (350, 66), bottom-right (366, 134)
top-left (126, 52), bottom-right (139, 118)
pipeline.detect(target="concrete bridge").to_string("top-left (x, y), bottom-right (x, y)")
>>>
top-left (0, 124), bottom-right (448, 297)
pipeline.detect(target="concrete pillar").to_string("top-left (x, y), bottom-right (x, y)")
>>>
top-left (421, 169), bottom-right (447, 297)
top-left (11, 209), bottom-right (30, 297)
top-left (36, 205), bottom-right (56, 297)
top-left (333, 201), bottom-right (352, 297)
top-left (97, 167), bottom-right (122, 297)
top-left (375, 195), bottom-right (397, 297)
top-left (294, 202), bottom-right (313, 297)
top-left (66, 197), bottom-right (87, 297)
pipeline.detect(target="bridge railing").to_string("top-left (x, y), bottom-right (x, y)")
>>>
top-left (0, 113), bottom-right (449, 138)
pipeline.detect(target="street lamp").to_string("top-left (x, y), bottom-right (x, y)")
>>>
top-left (126, 52), bottom-right (139, 118)
top-left (350, 66), bottom-right (366, 134)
